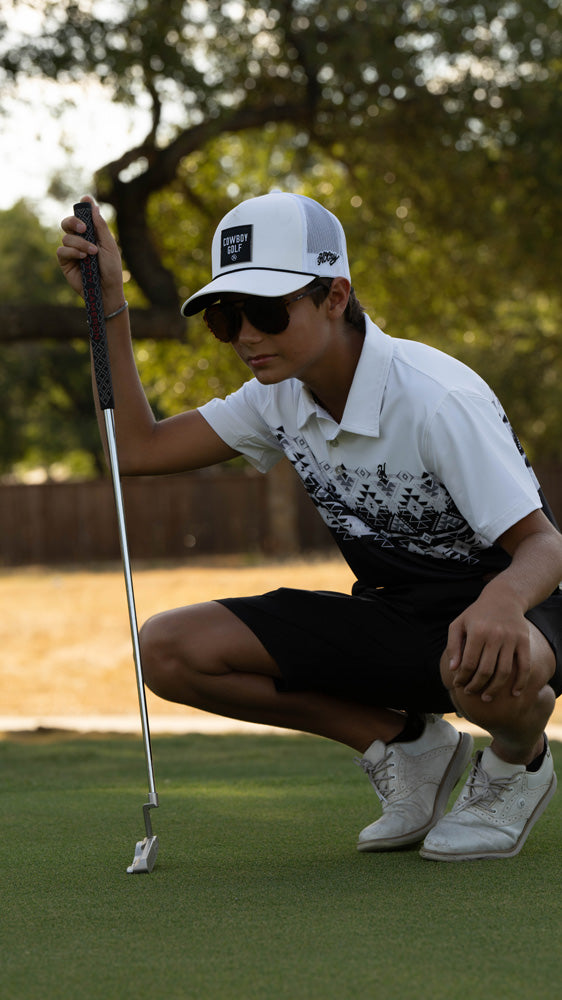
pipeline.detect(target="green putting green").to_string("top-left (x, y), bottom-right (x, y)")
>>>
top-left (1, 732), bottom-right (561, 1000)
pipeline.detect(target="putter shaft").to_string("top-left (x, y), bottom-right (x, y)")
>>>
top-left (104, 409), bottom-right (158, 808)
top-left (104, 409), bottom-right (160, 872)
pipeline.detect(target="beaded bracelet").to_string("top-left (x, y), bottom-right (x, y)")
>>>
top-left (104, 300), bottom-right (129, 321)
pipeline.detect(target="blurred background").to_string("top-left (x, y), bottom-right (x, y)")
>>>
top-left (1, 0), bottom-right (561, 564)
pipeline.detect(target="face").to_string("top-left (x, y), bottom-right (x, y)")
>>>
top-left (209, 281), bottom-right (348, 387)
top-left (233, 292), bottom-right (332, 384)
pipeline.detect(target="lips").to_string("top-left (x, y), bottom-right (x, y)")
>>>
top-left (248, 354), bottom-right (277, 368)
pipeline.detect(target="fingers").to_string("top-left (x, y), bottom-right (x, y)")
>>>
top-left (446, 617), bottom-right (465, 672)
top-left (59, 197), bottom-right (98, 253)
top-left (57, 232), bottom-right (98, 261)
top-left (447, 614), bottom-right (531, 703)
top-left (466, 642), bottom-right (516, 701)
top-left (453, 629), bottom-right (506, 695)
top-left (57, 196), bottom-right (124, 302)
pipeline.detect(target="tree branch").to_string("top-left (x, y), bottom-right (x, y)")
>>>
top-left (0, 305), bottom-right (185, 342)
top-left (94, 100), bottom-right (315, 308)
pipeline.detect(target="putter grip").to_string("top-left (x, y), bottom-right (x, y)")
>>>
top-left (74, 201), bottom-right (114, 410)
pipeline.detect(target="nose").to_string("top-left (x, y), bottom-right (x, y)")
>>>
top-left (234, 313), bottom-right (264, 343)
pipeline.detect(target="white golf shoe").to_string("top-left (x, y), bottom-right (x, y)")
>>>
top-left (420, 738), bottom-right (557, 861)
top-left (356, 716), bottom-right (474, 851)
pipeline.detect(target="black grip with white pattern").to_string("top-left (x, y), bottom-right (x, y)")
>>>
top-left (74, 201), bottom-right (115, 410)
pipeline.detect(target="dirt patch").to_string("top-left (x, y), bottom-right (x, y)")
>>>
top-left (2, 556), bottom-right (560, 725)
top-left (0, 557), bottom-right (354, 718)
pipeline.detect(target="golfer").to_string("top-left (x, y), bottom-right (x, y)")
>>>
top-left (58, 191), bottom-right (562, 861)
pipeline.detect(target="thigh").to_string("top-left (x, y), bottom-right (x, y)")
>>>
top-left (526, 590), bottom-right (562, 696)
top-left (141, 600), bottom-right (283, 678)
top-left (218, 586), bottom-right (457, 712)
top-left (529, 621), bottom-right (557, 688)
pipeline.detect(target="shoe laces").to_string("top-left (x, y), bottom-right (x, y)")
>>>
top-left (455, 752), bottom-right (515, 815)
top-left (355, 749), bottom-right (396, 805)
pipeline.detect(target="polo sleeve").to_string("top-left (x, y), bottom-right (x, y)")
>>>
top-left (198, 381), bottom-right (284, 473)
top-left (423, 390), bottom-right (541, 544)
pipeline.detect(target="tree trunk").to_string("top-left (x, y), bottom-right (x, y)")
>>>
top-left (95, 103), bottom-right (313, 308)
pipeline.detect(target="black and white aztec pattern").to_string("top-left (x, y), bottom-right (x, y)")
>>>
top-left (275, 426), bottom-right (486, 565)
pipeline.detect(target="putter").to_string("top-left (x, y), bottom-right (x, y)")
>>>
top-left (74, 201), bottom-right (159, 874)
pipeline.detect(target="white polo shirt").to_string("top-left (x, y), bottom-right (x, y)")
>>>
top-left (198, 318), bottom-right (543, 585)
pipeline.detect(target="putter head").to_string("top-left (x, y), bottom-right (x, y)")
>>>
top-left (127, 834), bottom-right (159, 874)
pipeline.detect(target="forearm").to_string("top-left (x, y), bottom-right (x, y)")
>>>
top-left (491, 518), bottom-right (562, 613)
top-left (91, 307), bottom-right (158, 472)
top-left (60, 199), bottom-right (239, 476)
top-left (445, 514), bottom-right (562, 703)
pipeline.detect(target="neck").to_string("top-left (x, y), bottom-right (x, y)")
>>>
top-left (304, 326), bottom-right (364, 423)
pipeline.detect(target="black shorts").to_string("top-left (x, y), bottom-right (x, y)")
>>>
top-left (218, 580), bottom-right (562, 714)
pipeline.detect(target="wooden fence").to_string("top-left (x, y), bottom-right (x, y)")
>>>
top-left (0, 462), bottom-right (332, 566)
top-left (1, 462), bottom-right (560, 567)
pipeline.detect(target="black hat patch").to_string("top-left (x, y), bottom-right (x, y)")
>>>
top-left (220, 224), bottom-right (253, 268)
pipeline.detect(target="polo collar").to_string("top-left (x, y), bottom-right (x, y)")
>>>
top-left (297, 317), bottom-right (393, 438)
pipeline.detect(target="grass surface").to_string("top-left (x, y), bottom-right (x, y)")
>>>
top-left (2, 732), bottom-right (561, 1000)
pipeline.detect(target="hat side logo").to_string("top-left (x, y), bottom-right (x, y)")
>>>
top-left (221, 224), bottom-right (253, 268)
top-left (317, 251), bottom-right (339, 266)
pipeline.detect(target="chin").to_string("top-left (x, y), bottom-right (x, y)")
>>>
top-left (252, 369), bottom-right (287, 385)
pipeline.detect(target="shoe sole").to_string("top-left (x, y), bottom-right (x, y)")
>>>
top-left (419, 772), bottom-right (558, 862)
top-left (357, 731), bottom-right (474, 852)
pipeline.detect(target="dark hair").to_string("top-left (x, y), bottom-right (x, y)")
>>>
top-left (309, 278), bottom-right (366, 335)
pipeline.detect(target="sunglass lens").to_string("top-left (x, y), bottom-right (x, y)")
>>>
top-left (204, 297), bottom-right (292, 340)
top-left (244, 298), bottom-right (289, 334)
top-left (204, 304), bottom-right (241, 342)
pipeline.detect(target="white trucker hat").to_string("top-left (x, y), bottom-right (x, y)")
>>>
top-left (181, 191), bottom-right (351, 316)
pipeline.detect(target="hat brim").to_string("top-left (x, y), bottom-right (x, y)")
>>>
top-left (181, 269), bottom-right (318, 316)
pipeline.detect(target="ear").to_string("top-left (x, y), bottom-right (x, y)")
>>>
top-left (326, 277), bottom-right (351, 319)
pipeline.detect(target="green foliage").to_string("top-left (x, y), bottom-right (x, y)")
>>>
top-left (454, 293), bottom-right (562, 461)
top-left (0, 337), bottom-right (103, 479)
top-left (143, 124), bottom-right (562, 461)
top-left (0, 200), bottom-right (74, 306)
top-left (0, 203), bottom-right (100, 476)
top-left (1, 1), bottom-right (561, 471)
top-left (134, 333), bottom-right (249, 420)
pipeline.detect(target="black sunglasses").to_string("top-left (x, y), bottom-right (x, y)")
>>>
top-left (203, 281), bottom-right (327, 343)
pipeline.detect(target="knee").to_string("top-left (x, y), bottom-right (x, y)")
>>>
top-left (139, 612), bottom-right (182, 699)
top-left (439, 650), bottom-right (554, 728)
top-left (139, 604), bottom-right (224, 701)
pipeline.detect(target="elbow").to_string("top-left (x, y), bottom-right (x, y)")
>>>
top-left (113, 451), bottom-right (149, 477)
top-left (103, 433), bottom-right (147, 477)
